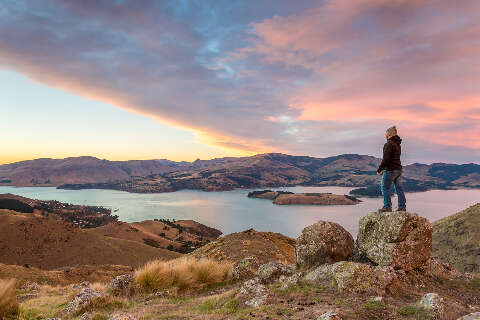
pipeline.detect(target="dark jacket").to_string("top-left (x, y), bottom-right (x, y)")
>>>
top-left (377, 135), bottom-right (402, 173)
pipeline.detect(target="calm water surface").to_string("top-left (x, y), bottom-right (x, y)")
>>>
top-left (1, 186), bottom-right (479, 237)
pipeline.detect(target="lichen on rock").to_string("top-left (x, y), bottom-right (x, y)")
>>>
top-left (295, 221), bottom-right (354, 270)
top-left (356, 211), bottom-right (432, 270)
top-left (63, 287), bottom-right (105, 314)
top-left (107, 274), bottom-right (136, 297)
top-left (304, 261), bottom-right (398, 295)
top-left (257, 261), bottom-right (293, 283)
top-left (232, 256), bottom-right (260, 281)
top-left (237, 277), bottom-right (269, 308)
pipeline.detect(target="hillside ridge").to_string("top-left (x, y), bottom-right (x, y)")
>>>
top-left (1, 153), bottom-right (480, 194)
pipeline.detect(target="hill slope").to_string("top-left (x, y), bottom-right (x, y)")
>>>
top-left (0, 156), bottom-right (190, 186)
top-left (432, 203), bottom-right (480, 273)
top-left (189, 228), bottom-right (296, 265)
top-left (0, 210), bottom-right (181, 269)
top-left (89, 219), bottom-right (222, 253)
top-left (1, 153), bottom-right (480, 193)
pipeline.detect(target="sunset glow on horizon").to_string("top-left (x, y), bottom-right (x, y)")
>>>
top-left (2, 0), bottom-right (480, 164)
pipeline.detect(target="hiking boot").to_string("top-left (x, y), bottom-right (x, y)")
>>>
top-left (378, 207), bottom-right (392, 213)
top-left (397, 207), bottom-right (407, 212)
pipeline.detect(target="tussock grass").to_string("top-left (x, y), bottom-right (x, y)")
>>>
top-left (0, 279), bottom-right (19, 319)
top-left (135, 257), bottom-right (233, 293)
top-left (90, 282), bottom-right (107, 293)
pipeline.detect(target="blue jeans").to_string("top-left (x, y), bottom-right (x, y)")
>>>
top-left (381, 170), bottom-right (406, 209)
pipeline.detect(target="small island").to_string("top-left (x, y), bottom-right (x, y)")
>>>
top-left (247, 190), bottom-right (361, 205)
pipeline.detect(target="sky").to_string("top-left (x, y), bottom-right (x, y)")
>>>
top-left (1, 0), bottom-right (479, 164)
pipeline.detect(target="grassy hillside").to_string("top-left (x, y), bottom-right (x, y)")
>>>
top-left (432, 203), bottom-right (480, 273)
top-left (0, 210), bottom-right (180, 269)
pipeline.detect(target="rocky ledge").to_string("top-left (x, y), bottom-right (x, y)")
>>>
top-left (232, 209), bottom-right (478, 319)
top-left (248, 190), bottom-right (360, 205)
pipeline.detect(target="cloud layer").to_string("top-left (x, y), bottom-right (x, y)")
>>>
top-left (1, 0), bottom-right (479, 163)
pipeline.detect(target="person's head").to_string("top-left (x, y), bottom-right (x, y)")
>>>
top-left (385, 126), bottom-right (397, 139)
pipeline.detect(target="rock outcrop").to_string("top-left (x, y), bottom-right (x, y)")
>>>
top-left (458, 312), bottom-right (480, 320)
top-left (232, 256), bottom-right (261, 281)
top-left (304, 261), bottom-right (399, 295)
top-left (237, 278), bottom-right (269, 308)
top-left (420, 293), bottom-right (444, 314)
top-left (296, 221), bottom-right (354, 270)
top-left (190, 228), bottom-right (295, 266)
top-left (257, 262), bottom-right (293, 283)
top-left (356, 212), bottom-right (432, 270)
top-left (107, 274), bottom-right (135, 297)
top-left (63, 287), bottom-right (105, 314)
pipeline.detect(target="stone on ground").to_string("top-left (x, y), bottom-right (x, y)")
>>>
top-left (356, 212), bottom-right (432, 270)
top-left (232, 256), bottom-right (260, 281)
top-left (257, 261), bottom-right (293, 283)
top-left (458, 312), bottom-right (480, 320)
top-left (421, 258), bottom-right (463, 280)
top-left (80, 312), bottom-right (91, 320)
top-left (317, 310), bottom-right (342, 320)
top-left (276, 272), bottom-right (303, 291)
top-left (304, 261), bottom-right (398, 295)
top-left (63, 287), bottom-right (105, 314)
top-left (237, 277), bottom-right (269, 308)
top-left (108, 314), bottom-right (139, 320)
top-left (420, 293), bottom-right (444, 314)
top-left (295, 221), bottom-right (354, 270)
top-left (72, 281), bottom-right (90, 291)
top-left (107, 274), bottom-right (135, 296)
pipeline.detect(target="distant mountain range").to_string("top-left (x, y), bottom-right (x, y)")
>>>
top-left (1, 153), bottom-right (479, 194)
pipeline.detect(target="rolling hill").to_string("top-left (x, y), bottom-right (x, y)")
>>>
top-left (0, 209), bottom-right (181, 269)
top-left (1, 153), bottom-right (479, 193)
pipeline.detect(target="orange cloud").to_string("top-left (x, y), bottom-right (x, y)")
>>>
top-left (2, 0), bottom-right (479, 163)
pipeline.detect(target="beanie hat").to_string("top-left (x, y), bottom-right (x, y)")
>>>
top-left (386, 126), bottom-right (397, 136)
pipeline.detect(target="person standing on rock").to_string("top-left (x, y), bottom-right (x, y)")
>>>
top-left (377, 126), bottom-right (406, 213)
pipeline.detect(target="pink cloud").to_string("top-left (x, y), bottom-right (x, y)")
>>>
top-left (236, 0), bottom-right (480, 151)
top-left (1, 0), bottom-right (479, 163)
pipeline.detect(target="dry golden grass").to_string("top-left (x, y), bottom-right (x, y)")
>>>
top-left (89, 282), bottom-right (107, 293)
top-left (135, 257), bottom-right (233, 293)
top-left (75, 295), bottom-right (128, 315)
top-left (20, 290), bottom-right (70, 319)
top-left (0, 279), bottom-right (19, 319)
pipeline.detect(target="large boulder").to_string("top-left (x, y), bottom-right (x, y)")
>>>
top-left (356, 212), bottom-right (432, 270)
top-left (295, 221), bottom-right (354, 270)
top-left (304, 261), bottom-right (399, 295)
